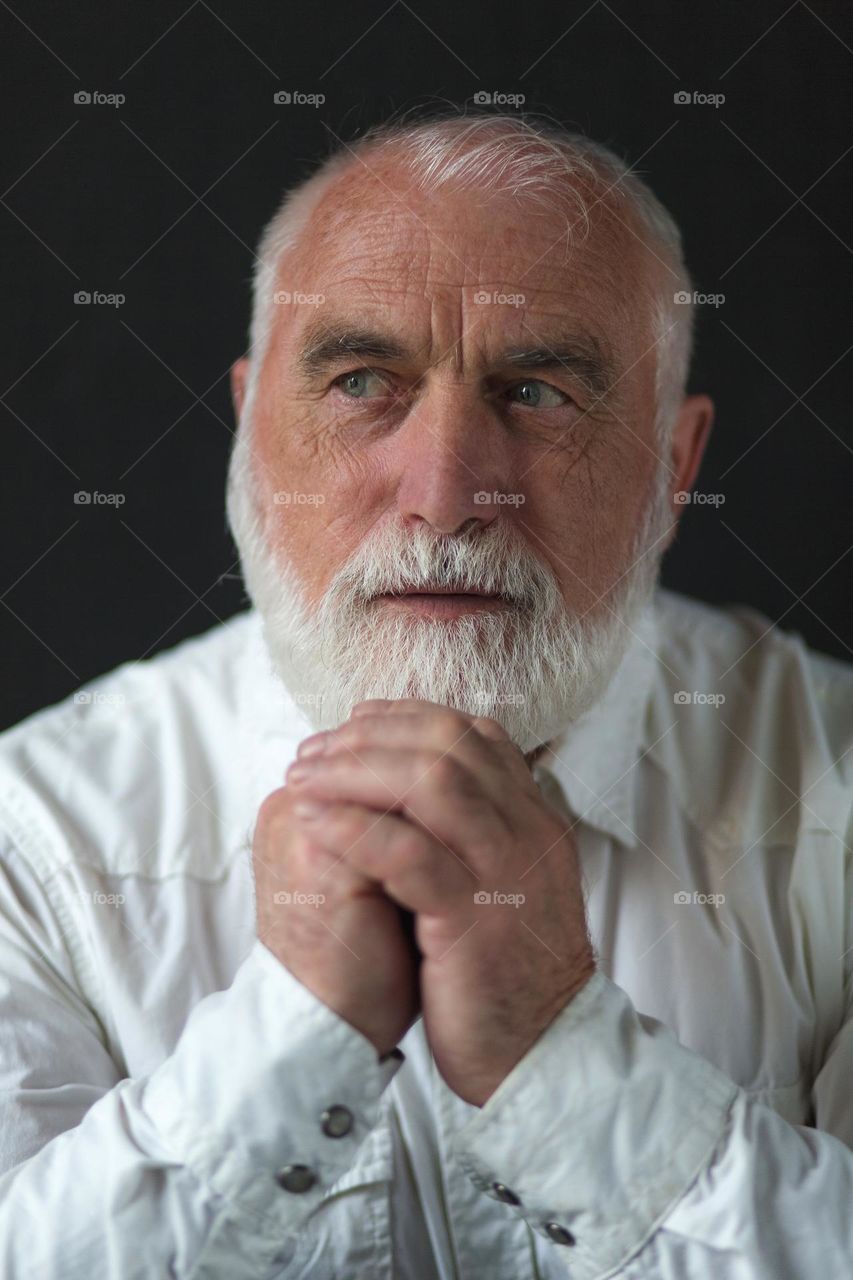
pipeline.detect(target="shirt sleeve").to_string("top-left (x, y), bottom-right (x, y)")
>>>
top-left (0, 839), bottom-right (404, 1279)
top-left (449, 969), bottom-right (853, 1279)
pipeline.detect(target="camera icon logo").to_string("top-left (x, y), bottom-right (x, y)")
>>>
top-left (673, 290), bottom-right (692, 305)
top-left (673, 91), bottom-right (691, 105)
top-left (673, 891), bottom-right (692, 904)
top-left (273, 91), bottom-right (291, 104)
top-left (74, 291), bottom-right (92, 305)
top-left (74, 91), bottom-right (92, 104)
top-left (473, 91), bottom-right (491, 105)
top-left (473, 890), bottom-right (492, 904)
top-left (674, 690), bottom-right (691, 704)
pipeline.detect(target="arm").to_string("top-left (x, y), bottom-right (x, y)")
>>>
top-left (450, 969), bottom-right (853, 1279)
top-left (0, 840), bottom-right (403, 1279)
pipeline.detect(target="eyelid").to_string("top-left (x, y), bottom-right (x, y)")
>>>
top-left (330, 369), bottom-right (574, 407)
top-left (504, 377), bottom-right (573, 406)
top-left (331, 366), bottom-right (392, 392)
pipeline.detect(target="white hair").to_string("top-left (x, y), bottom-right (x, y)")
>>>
top-left (241, 109), bottom-right (695, 445)
top-left (226, 111), bottom-right (683, 746)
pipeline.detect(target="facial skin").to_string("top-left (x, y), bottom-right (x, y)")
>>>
top-left (232, 153), bottom-right (710, 623)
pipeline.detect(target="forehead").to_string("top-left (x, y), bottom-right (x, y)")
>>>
top-left (283, 158), bottom-right (650, 322)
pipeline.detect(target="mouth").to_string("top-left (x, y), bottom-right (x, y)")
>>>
top-left (373, 585), bottom-right (511, 615)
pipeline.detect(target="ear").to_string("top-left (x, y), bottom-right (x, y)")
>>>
top-left (230, 358), bottom-right (250, 423)
top-left (664, 393), bottom-right (714, 543)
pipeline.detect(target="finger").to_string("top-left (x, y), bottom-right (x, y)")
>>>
top-left (287, 746), bottom-right (510, 854)
top-left (300, 711), bottom-right (530, 803)
top-left (349, 699), bottom-right (511, 744)
top-left (350, 698), bottom-right (432, 714)
top-left (295, 799), bottom-right (475, 914)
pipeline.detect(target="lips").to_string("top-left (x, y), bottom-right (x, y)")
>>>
top-left (380, 585), bottom-right (502, 598)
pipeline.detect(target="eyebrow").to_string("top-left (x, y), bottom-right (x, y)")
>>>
top-left (296, 322), bottom-right (614, 399)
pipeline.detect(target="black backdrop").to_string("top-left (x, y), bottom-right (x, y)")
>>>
top-left (2, 0), bottom-right (852, 732)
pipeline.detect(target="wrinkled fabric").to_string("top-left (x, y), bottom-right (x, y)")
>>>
top-left (0, 588), bottom-right (849, 1278)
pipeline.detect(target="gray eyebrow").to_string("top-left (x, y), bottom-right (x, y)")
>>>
top-left (297, 321), bottom-right (614, 398)
top-left (298, 325), bottom-right (410, 378)
top-left (500, 342), bottom-right (613, 398)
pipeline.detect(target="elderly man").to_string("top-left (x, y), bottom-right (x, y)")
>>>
top-left (0, 110), bottom-right (850, 1279)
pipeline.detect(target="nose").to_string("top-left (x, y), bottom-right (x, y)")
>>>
top-left (391, 381), bottom-right (512, 535)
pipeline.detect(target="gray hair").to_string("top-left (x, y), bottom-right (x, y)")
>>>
top-left (242, 110), bottom-right (695, 444)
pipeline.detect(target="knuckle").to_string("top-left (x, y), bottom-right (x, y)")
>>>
top-left (472, 714), bottom-right (510, 741)
top-left (393, 825), bottom-right (428, 864)
top-left (318, 806), bottom-right (358, 848)
top-left (433, 709), bottom-right (470, 745)
top-left (332, 722), bottom-right (364, 752)
top-left (254, 789), bottom-right (292, 849)
top-left (256, 786), bottom-right (288, 829)
top-left (419, 752), bottom-right (460, 792)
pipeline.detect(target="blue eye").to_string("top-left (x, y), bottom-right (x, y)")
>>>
top-left (508, 380), bottom-right (569, 408)
top-left (335, 369), bottom-right (391, 399)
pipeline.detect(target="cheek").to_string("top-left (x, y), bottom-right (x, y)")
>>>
top-left (527, 433), bottom-right (660, 605)
top-left (260, 448), bottom-right (393, 607)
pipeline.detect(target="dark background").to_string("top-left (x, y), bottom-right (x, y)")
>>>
top-left (1, 0), bottom-right (851, 732)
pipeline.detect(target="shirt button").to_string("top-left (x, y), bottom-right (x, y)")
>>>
top-left (544, 1221), bottom-right (576, 1246)
top-left (320, 1104), bottom-right (354, 1138)
top-left (275, 1164), bottom-right (317, 1193)
top-left (491, 1181), bottom-right (521, 1205)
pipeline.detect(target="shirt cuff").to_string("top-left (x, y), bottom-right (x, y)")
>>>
top-left (449, 970), bottom-right (739, 1280)
top-left (142, 938), bottom-right (404, 1255)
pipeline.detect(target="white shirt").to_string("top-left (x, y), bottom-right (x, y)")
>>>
top-left (0, 587), bottom-right (851, 1279)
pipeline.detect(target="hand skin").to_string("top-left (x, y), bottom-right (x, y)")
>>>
top-left (284, 699), bottom-right (597, 1107)
top-left (252, 778), bottom-right (421, 1059)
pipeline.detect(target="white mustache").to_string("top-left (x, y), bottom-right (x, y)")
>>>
top-left (333, 525), bottom-right (549, 613)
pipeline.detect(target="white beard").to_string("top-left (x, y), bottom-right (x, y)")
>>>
top-left (226, 423), bottom-right (671, 754)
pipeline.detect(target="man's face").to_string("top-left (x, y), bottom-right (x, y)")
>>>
top-left (228, 154), bottom-right (689, 750)
top-left (248, 163), bottom-right (663, 619)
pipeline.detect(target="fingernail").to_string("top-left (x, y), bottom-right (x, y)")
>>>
top-left (294, 800), bottom-right (328, 819)
top-left (298, 734), bottom-right (327, 758)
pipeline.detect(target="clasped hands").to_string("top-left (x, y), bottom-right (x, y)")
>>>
top-left (255, 698), bottom-right (595, 1107)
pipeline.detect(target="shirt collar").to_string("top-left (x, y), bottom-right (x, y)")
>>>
top-left (240, 597), bottom-right (661, 852)
top-left (532, 596), bottom-right (660, 850)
